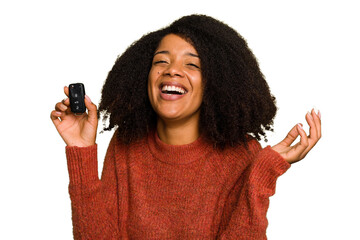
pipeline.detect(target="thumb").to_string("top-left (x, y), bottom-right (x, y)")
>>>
top-left (84, 95), bottom-right (98, 123)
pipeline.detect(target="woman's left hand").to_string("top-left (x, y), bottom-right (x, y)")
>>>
top-left (272, 109), bottom-right (321, 164)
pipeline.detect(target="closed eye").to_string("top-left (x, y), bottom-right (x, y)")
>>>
top-left (187, 63), bottom-right (200, 69)
top-left (154, 60), bottom-right (168, 64)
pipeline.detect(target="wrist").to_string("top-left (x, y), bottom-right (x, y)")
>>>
top-left (66, 139), bottom-right (96, 148)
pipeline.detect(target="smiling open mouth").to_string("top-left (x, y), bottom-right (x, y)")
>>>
top-left (161, 85), bottom-right (187, 95)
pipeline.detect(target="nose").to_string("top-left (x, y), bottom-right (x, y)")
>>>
top-left (164, 61), bottom-right (184, 77)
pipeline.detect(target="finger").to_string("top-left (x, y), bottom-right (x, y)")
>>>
top-left (281, 124), bottom-right (309, 163)
top-left (306, 111), bottom-right (318, 141)
top-left (305, 109), bottom-right (322, 151)
top-left (50, 110), bottom-right (62, 128)
top-left (279, 124), bottom-right (301, 147)
top-left (311, 109), bottom-right (322, 138)
top-left (61, 97), bottom-right (70, 107)
top-left (296, 124), bottom-right (310, 159)
top-left (84, 95), bottom-right (98, 122)
top-left (55, 101), bottom-right (68, 112)
top-left (64, 86), bottom-right (69, 97)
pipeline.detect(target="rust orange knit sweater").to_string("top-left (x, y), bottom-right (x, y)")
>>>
top-left (65, 131), bottom-right (291, 239)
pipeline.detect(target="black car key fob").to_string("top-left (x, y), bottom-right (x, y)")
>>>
top-left (69, 83), bottom-right (86, 114)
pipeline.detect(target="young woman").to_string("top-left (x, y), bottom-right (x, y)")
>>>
top-left (51, 15), bottom-right (321, 239)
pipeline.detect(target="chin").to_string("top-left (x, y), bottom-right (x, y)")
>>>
top-left (156, 109), bottom-right (183, 121)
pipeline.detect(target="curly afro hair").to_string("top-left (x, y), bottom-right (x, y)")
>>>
top-left (98, 14), bottom-right (277, 148)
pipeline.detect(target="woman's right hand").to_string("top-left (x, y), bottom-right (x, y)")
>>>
top-left (50, 86), bottom-right (98, 147)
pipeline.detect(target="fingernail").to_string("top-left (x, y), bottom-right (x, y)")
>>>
top-left (307, 112), bottom-right (313, 120)
top-left (313, 108), bottom-right (321, 119)
top-left (298, 123), bottom-right (303, 129)
top-left (85, 95), bottom-right (92, 103)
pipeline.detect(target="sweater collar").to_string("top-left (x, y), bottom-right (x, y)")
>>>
top-left (147, 130), bottom-right (211, 165)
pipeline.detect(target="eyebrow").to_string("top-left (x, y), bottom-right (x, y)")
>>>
top-left (154, 50), bottom-right (199, 58)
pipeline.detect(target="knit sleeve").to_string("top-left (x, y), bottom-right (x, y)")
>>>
top-left (217, 145), bottom-right (291, 240)
top-left (65, 135), bottom-right (121, 239)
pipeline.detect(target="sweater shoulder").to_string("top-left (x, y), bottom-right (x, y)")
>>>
top-left (219, 136), bottom-right (262, 163)
top-left (207, 137), bottom-right (263, 180)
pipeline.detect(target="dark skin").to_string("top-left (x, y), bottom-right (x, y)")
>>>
top-left (51, 87), bottom-right (97, 148)
top-left (51, 35), bottom-right (321, 164)
top-left (272, 109), bottom-right (321, 164)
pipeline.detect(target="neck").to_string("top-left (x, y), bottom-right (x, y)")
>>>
top-left (156, 116), bottom-right (200, 145)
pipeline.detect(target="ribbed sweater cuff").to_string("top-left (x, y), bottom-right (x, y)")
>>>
top-left (65, 144), bottom-right (99, 185)
top-left (249, 146), bottom-right (291, 191)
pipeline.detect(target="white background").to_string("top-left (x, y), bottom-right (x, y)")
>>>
top-left (1, 0), bottom-right (359, 239)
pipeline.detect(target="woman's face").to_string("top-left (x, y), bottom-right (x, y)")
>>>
top-left (148, 34), bottom-right (203, 124)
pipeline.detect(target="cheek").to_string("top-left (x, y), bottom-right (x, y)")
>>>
top-left (193, 76), bottom-right (204, 99)
top-left (148, 67), bottom-right (161, 84)
top-left (147, 79), bottom-right (154, 104)
top-left (148, 69), bottom-right (155, 88)
top-left (195, 82), bottom-right (204, 107)
top-left (147, 70), bottom-right (159, 105)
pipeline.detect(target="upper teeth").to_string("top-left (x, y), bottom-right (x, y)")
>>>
top-left (162, 85), bottom-right (186, 94)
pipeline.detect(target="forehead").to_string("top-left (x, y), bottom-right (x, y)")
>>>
top-left (156, 34), bottom-right (198, 54)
